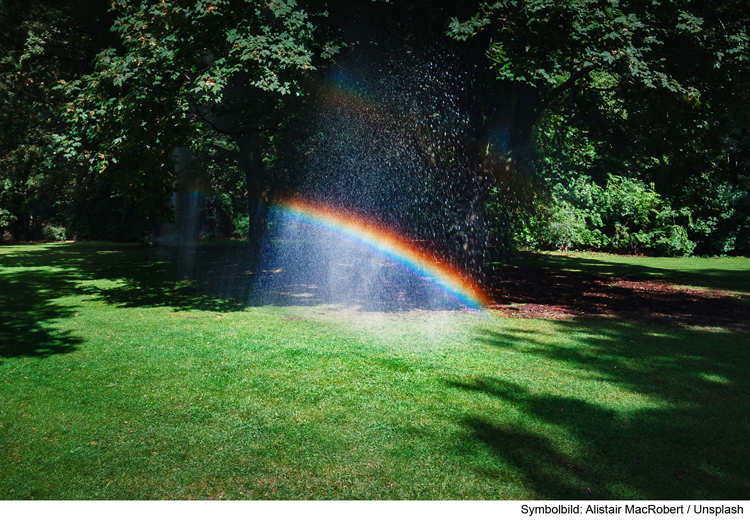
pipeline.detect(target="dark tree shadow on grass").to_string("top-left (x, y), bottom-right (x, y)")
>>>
top-left (0, 242), bottom-right (249, 363)
top-left (0, 242), bottom-right (252, 315)
top-left (509, 252), bottom-right (750, 294)
top-left (0, 241), bottom-right (469, 364)
top-left (487, 264), bottom-right (750, 331)
top-left (0, 270), bottom-right (83, 360)
top-left (450, 319), bottom-right (750, 499)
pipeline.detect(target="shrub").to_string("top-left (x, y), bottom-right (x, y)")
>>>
top-left (0, 209), bottom-right (16, 231)
top-left (525, 174), bottom-right (695, 255)
top-left (683, 177), bottom-right (750, 255)
top-left (233, 213), bottom-right (250, 238)
top-left (41, 224), bottom-right (67, 241)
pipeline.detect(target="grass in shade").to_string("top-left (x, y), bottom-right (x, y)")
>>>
top-left (1, 242), bottom-right (749, 499)
top-left (509, 250), bottom-right (750, 294)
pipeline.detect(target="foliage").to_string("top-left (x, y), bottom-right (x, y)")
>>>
top-left (1, 0), bottom-right (749, 256)
top-left (508, 111), bottom-right (698, 256)
top-left (41, 224), bottom-right (66, 241)
top-left (447, 0), bottom-right (725, 165)
top-left (0, 1), bottom-right (112, 240)
top-left (233, 213), bottom-right (251, 238)
top-left (526, 174), bottom-right (695, 255)
top-left (0, 1), bottom-right (339, 242)
top-left (451, 0), bottom-right (750, 255)
top-left (450, 0), bottom-right (711, 96)
top-left (681, 176), bottom-right (750, 255)
top-left (0, 204), bottom-right (14, 224)
top-left (54, 0), bottom-right (333, 206)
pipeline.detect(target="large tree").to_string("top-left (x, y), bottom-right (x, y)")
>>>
top-left (448, 0), bottom-right (750, 254)
top-left (0, 0), bottom-right (119, 240)
top-left (448, 0), bottom-right (748, 172)
top-left (54, 0), bottom-right (338, 246)
top-left (5, 0), bottom-right (748, 255)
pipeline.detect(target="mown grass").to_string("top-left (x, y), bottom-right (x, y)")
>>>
top-left (509, 250), bottom-right (750, 294)
top-left (1, 242), bottom-right (749, 499)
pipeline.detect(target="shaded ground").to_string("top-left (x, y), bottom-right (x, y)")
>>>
top-left (2, 241), bottom-right (748, 327)
top-left (487, 265), bottom-right (750, 332)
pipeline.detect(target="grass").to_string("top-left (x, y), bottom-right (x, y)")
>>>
top-left (1, 242), bottom-right (749, 499)
top-left (509, 250), bottom-right (750, 294)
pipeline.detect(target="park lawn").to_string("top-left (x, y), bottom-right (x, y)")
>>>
top-left (1, 242), bottom-right (749, 499)
top-left (509, 250), bottom-right (750, 295)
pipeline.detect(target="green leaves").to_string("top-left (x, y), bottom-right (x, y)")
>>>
top-left (50, 0), bottom-right (336, 206)
top-left (535, 174), bottom-right (697, 255)
top-left (449, 1), bottom-right (726, 106)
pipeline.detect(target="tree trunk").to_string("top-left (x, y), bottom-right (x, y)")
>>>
top-left (729, 150), bottom-right (739, 187)
top-left (237, 131), bottom-right (270, 271)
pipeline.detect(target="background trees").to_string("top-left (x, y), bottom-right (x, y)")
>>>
top-left (0, 0), bottom-right (118, 240)
top-left (1, 0), bottom-right (749, 256)
top-left (450, 0), bottom-right (750, 255)
top-left (56, 0), bottom-right (337, 252)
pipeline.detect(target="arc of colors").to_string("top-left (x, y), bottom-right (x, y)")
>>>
top-left (273, 198), bottom-right (489, 309)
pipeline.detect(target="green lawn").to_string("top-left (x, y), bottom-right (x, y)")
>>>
top-left (1, 242), bottom-right (749, 499)
top-left (509, 250), bottom-right (750, 294)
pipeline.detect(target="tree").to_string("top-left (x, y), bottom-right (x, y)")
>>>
top-left (4, 0), bottom-right (748, 256)
top-left (449, 0), bottom-right (750, 255)
top-left (0, 0), bottom-right (118, 240)
top-left (54, 0), bottom-right (338, 248)
top-left (449, 0), bottom-right (744, 165)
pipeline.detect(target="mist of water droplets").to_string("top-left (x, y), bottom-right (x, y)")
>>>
top-left (257, 44), bottom-right (497, 310)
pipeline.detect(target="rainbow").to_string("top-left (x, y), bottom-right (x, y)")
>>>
top-left (272, 198), bottom-right (489, 309)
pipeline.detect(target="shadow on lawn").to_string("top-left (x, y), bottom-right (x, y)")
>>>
top-left (153, 241), bottom-right (466, 311)
top-left (451, 319), bottom-right (750, 499)
top-left (0, 242), bottom-right (251, 361)
top-left (0, 242), bottom-right (249, 314)
top-left (0, 242), bottom-right (465, 362)
top-left (488, 260), bottom-right (750, 331)
top-left (512, 252), bottom-right (750, 294)
top-left (0, 268), bottom-right (83, 360)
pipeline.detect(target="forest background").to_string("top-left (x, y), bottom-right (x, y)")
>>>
top-left (1, 0), bottom-right (749, 259)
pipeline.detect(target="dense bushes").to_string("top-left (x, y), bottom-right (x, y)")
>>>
top-left (41, 224), bottom-right (67, 241)
top-left (681, 176), bottom-right (750, 255)
top-left (502, 172), bottom-right (750, 257)
top-left (514, 175), bottom-right (696, 256)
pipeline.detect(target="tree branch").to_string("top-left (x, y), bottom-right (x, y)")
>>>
top-left (541, 65), bottom-right (596, 109)
top-left (194, 107), bottom-right (280, 137)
